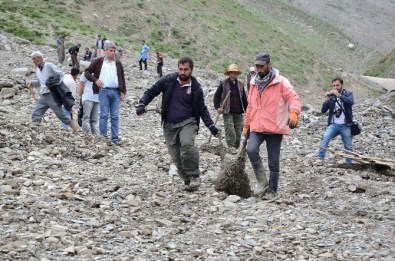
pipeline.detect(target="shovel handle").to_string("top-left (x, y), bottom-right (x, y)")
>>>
top-left (208, 90), bottom-right (231, 142)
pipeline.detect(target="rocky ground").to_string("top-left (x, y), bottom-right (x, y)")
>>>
top-left (1, 32), bottom-right (395, 260)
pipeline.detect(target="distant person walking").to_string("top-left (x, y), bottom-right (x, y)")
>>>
top-left (79, 72), bottom-right (99, 135)
top-left (85, 42), bottom-right (126, 145)
top-left (213, 63), bottom-right (247, 150)
top-left (318, 77), bottom-right (354, 163)
top-left (156, 50), bottom-right (164, 77)
top-left (139, 40), bottom-right (149, 72)
top-left (60, 67), bottom-right (80, 129)
top-left (136, 57), bottom-right (220, 192)
top-left (96, 34), bottom-right (104, 57)
top-left (69, 44), bottom-right (81, 69)
top-left (56, 35), bottom-right (65, 64)
top-left (246, 66), bottom-right (256, 94)
top-left (244, 53), bottom-right (301, 200)
top-left (27, 51), bottom-right (79, 131)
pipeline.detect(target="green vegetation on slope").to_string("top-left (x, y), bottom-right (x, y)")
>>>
top-left (364, 48), bottom-right (395, 78)
top-left (0, 0), bottom-right (385, 92)
top-left (0, 0), bottom-right (104, 45)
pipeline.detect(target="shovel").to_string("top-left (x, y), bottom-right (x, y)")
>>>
top-left (200, 90), bottom-right (231, 155)
top-left (208, 90), bottom-right (231, 142)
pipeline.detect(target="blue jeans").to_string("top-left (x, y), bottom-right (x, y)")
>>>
top-left (318, 123), bottom-right (352, 163)
top-left (98, 88), bottom-right (120, 143)
top-left (60, 106), bottom-right (72, 129)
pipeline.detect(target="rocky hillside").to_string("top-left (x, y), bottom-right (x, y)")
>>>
top-left (1, 30), bottom-right (395, 260)
top-left (289, 0), bottom-right (395, 53)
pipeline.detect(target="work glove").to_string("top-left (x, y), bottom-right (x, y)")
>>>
top-left (209, 125), bottom-right (219, 137)
top-left (288, 112), bottom-right (298, 129)
top-left (135, 104), bottom-right (146, 116)
top-left (243, 125), bottom-right (250, 137)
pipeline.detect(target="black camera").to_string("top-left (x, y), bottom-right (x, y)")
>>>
top-left (334, 109), bottom-right (342, 118)
top-left (326, 93), bottom-right (335, 98)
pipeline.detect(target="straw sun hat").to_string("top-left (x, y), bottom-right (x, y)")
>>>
top-left (224, 64), bottom-right (242, 75)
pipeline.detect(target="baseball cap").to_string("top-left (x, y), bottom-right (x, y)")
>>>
top-left (254, 53), bottom-right (270, 65)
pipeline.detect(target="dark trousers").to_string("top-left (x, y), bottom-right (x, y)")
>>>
top-left (157, 62), bottom-right (163, 77)
top-left (247, 132), bottom-right (283, 194)
top-left (71, 54), bottom-right (79, 69)
top-left (139, 58), bottom-right (147, 70)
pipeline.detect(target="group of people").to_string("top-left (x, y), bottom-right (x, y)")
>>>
top-left (29, 40), bottom-right (356, 198)
top-left (57, 36), bottom-right (162, 78)
top-left (135, 53), bottom-right (303, 197)
top-left (28, 42), bottom-right (126, 146)
top-left (138, 39), bottom-right (164, 78)
top-left (55, 35), bottom-right (123, 69)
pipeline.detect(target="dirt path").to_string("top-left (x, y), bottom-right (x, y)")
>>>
top-left (363, 76), bottom-right (395, 92)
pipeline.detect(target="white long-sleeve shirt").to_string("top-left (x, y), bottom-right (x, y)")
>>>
top-left (63, 74), bottom-right (77, 97)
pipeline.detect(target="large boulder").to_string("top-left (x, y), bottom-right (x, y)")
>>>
top-left (0, 81), bottom-right (13, 91)
top-left (0, 87), bottom-right (16, 99)
top-left (79, 60), bottom-right (91, 72)
top-left (11, 67), bottom-right (31, 77)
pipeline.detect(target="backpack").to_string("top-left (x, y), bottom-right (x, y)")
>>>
top-left (68, 47), bottom-right (73, 54)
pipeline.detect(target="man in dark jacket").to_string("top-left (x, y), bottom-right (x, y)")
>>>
top-left (69, 44), bottom-right (81, 69)
top-left (214, 63), bottom-right (247, 150)
top-left (318, 77), bottom-right (354, 163)
top-left (85, 42), bottom-right (126, 145)
top-left (136, 57), bottom-right (220, 191)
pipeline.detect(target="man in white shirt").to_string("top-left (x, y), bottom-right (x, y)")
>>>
top-left (61, 67), bottom-right (79, 129)
top-left (85, 42), bottom-right (126, 145)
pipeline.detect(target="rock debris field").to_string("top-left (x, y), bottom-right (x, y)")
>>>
top-left (0, 32), bottom-right (394, 260)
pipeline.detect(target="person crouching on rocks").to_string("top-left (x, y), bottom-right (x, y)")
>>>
top-left (27, 51), bottom-right (79, 131)
top-left (136, 57), bottom-right (221, 192)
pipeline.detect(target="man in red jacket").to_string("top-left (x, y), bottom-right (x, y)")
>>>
top-left (243, 53), bottom-right (302, 200)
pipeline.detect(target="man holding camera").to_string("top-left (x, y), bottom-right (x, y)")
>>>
top-left (318, 77), bottom-right (354, 163)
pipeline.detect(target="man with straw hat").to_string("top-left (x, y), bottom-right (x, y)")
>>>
top-left (213, 63), bottom-right (248, 151)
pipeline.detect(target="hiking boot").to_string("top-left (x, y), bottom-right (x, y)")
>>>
top-left (179, 174), bottom-right (190, 186)
top-left (177, 168), bottom-right (190, 185)
top-left (185, 176), bottom-right (201, 192)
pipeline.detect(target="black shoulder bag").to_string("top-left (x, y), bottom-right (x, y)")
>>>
top-left (335, 98), bottom-right (361, 136)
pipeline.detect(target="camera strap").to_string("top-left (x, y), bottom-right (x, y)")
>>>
top-left (334, 89), bottom-right (346, 113)
top-left (335, 99), bottom-right (344, 113)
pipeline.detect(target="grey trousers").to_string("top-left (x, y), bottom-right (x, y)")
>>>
top-left (57, 46), bottom-right (65, 64)
top-left (163, 118), bottom-right (200, 178)
top-left (32, 93), bottom-right (71, 125)
top-left (82, 100), bottom-right (99, 135)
